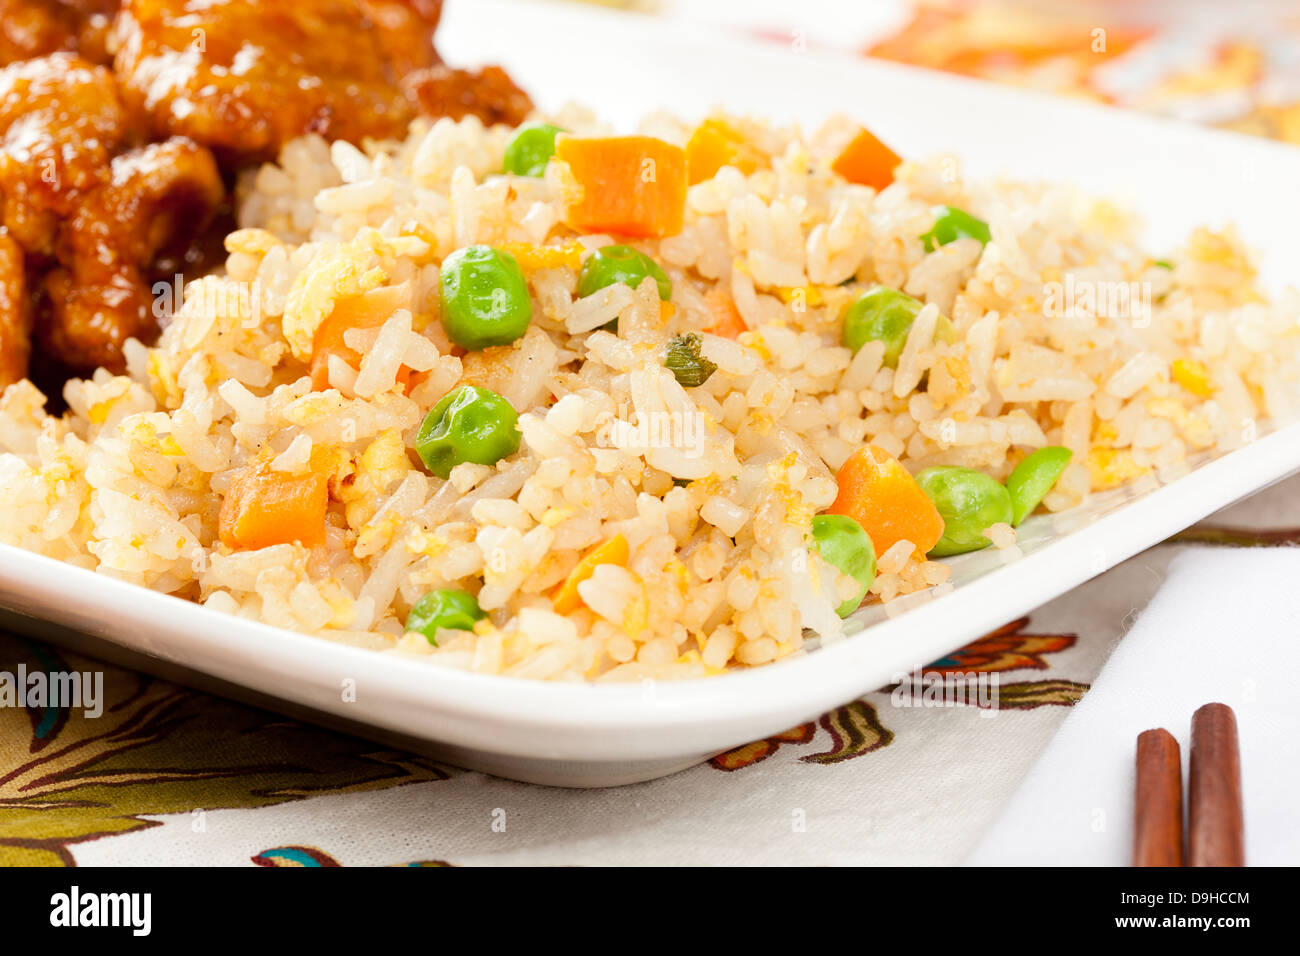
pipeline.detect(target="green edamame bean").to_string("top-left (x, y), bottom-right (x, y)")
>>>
top-left (415, 385), bottom-right (520, 479)
top-left (920, 205), bottom-right (991, 253)
top-left (811, 514), bottom-right (877, 617)
top-left (841, 286), bottom-right (955, 367)
top-left (439, 245), bottom-right (532, 350)
top-left (406, 589), bottom-right (486, 645)
top-left (915, 466), bottom-right (1013, 557)
top-left (1006, 446), bottom-right (1072, 526)
top-left (578, 244), bottom-right (672, 301)
top-left (503, 123), bottom-right (565, 177)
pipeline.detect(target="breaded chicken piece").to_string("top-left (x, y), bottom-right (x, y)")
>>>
top-left (0, 52), bottom-right (129, 256)
top-left (0, 0), bottom-right (118, 66)
top-left (114, 0), bottom-right (532, 163)
top-left (0, 54), bottom-right (223, 373)
top-left (41, 136), bottom-right (223, 370)
top-left (358, 0), bottom-right (443, 78)
top-left (113, 0), bottom-right (432, 163)
top-left (0, 229), bottom-right (29, 388)
top-left (359, 0), bottom-right (532, 127)
top-left (408, 63), bottom-right (535, 128)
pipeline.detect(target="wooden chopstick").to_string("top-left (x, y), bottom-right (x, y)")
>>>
top-left (1133, 728), bottom-right (1184, 866)
top-left (1188, 702), bottom-right (1245, 866)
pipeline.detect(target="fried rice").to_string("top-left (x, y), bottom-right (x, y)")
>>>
top-left (1, 106), bottom-right (1297, 681)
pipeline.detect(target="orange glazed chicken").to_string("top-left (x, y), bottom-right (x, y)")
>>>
top-left (0, 0), bottom-right (119, 66)
top-left (112, 0), bottom-right (531, 162)
top-left (0, 0), bottom-right (532, 387)
top-left (0, 52), bottom-right (223, 373)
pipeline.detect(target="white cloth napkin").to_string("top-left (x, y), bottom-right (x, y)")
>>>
top-left (966, 547), bottom-right (1300, 866)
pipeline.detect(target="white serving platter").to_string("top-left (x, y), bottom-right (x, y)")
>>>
top-left (1, 0), bottom-right (1298, 786)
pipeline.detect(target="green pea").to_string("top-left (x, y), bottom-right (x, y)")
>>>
top-left (415, 385), bottom-right (520, 479)
top-left (1005, 446), bottom-right (1072, 526)
top-left (915, 466), bottom-right (1013, 557)
top-left (664, 332), bottom-right (717, 388)
top-left (811, 514), bottom-right (877, 617)
top-left (502, 123), bottom-right (565, 177)
top-left (406, 589), bottom-right (486, 645)
top-left (578, 244), bottom-right (672, 302)
top-left (920, 205), bottom-right (991, 253)
top-left (841, 287), bottom-right (954, 367)
top-left (439, 245), bottom-right (532, 350)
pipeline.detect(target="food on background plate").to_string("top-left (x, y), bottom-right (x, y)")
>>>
top-left (0, 105), bottom-right (1296, 683)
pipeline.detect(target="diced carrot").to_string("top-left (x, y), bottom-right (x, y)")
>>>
top-left (310, 285), bottom-right (414, 392)
top-left (827, 445), bottom-right (944, 556)
top-left (218, 463), bottom-right (328, 551)
top-left (555, 135), bottom-right (687, 238)
top-left (685, 119), bottom-right (761, 185)
top-left (702, 288), bottom-right (747, 339)
top-left (831, 126), bottom-right (902, 191)
top-left (553, 535), bottom-right (630, 614)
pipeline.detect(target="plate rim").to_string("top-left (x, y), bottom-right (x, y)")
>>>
top-left (3, 414), bottom-right (1300, 762)
top-left (3, 1), bottom-right (1300, 765)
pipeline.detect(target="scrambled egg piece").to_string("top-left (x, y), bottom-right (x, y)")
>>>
top-left (281, 234), bottom-right (390, 359)
top-left (224, 228), bottom-right (282, 259)
top-left (737, 329), bottom-right (772, 360)
top-left (146, 353), bottom-right (180, 408)
top-left (927, 354), bottom-right (972, 407)
top-left (335, 429), bottom-right (412, 530)
top-left (498, 240), bottom-right (584, 271)
top-left (1187, 226), bottom-right (1253, 274)
top-left (405, 528), bottom-right (447, 558)
top-left (540, 506), bottom-right (573, 528)
top-left (1088, 447), bottom-right (1150, 490)
top-left (620, 577), bottom-right (649, 638)
top-left (764, 451), bottom-right (815, 527)
top-left (773, 285), bottom-right (826, 307)
top-left (1171, 358), bottom-right (1214, 398)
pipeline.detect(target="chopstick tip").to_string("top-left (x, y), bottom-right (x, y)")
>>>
top-left (1137, 727), bottom-right (1177, 745)
top-left (1193, 701), bottom-right (1236, 720)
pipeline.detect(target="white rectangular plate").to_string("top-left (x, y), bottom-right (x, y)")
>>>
top-left (2, 0), bottom-right (1297, 786)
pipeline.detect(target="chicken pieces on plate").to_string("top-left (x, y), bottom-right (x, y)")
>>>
top-left (112, 0), bottom-right (531, 162)
top-left (0, 229), bottom-right (29, 386)
top-left (41, 136), bottom-right (224, 370)
top-left (0, 52), bottom-right (223, 374)
top-left (0, 0), bottom-right (119, 67)
top-left (0, 0), bottom-right (532, 387)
